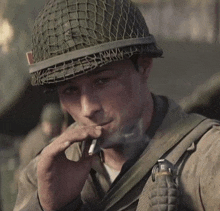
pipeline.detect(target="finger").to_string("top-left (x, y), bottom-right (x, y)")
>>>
top-left (60, 125), bottom-right (102, 147)
top-left (42, 125), bottom-right (102, 157)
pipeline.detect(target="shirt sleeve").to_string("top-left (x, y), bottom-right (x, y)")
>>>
top-left (13, 156), bottom-right (92, 211)
top-left (198, 126), bottom-right (220, 210)
top-left (180, 125), bottom-right (220, 210)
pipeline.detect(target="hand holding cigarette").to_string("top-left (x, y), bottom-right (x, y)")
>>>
top-left (37, 124), bottom-right (102, 211)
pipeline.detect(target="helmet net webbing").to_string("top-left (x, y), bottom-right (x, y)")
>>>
top-left (31, 0), bottom-right (162, 85)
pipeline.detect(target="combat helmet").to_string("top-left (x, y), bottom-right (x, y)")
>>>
top-left (30, 0), bottom-right (163, 86)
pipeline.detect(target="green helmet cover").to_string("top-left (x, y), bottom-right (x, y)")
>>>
top-left (30, 0), bottom-right (163, 85)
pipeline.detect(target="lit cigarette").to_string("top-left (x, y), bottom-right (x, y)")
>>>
top-left (88, 139), bottom-right (97, 155)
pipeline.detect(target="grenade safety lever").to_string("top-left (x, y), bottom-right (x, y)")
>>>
top-left (150, 159), bottom-right (179, 211)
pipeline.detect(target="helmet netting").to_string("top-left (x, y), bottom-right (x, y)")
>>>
top-left (31, 0), bottom-right (162, 85)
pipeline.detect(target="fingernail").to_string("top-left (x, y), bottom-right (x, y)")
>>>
top-left (95, 129), bottom-right (102, 136)
top-left (95, 126), bottom-right (102, 130)
top-left (64, 141), bottom-right (70, 147)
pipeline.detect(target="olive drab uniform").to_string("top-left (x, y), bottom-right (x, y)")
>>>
top-left (18, 125), bottom-right (51, 170)
top-left (14, 95), bottom-right (220, 211)
top-left (18, 103), bottom-right (65, 171)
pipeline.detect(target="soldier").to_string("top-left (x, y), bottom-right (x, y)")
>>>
top-left (14, 0), bottom-right (220, 210)
top-left (18, 103), bottom-right (67, 171)
top-left (13, 103), bottom-right (67, 193)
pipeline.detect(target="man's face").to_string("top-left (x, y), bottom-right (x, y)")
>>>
top-left (57, 59), bottom-right (152, 146)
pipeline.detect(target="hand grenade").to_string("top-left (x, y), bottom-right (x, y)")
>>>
top-left (150, 159), bottom-right (180, 211)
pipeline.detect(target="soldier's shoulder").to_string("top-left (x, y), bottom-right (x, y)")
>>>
top-left (19, 156), bottom-right (39, 187)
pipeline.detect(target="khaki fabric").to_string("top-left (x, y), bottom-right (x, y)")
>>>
top-left (19, 125), bottom-right (50, 170)
top-left (14, 96), bottom-right (220, 211)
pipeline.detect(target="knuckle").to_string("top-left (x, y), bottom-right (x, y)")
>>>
top-left (59, 124), bottom-right (96, 142)
top-left (40, 145), bottom-right (50, 156)
top-left (80, 129), bottom-right (89, 139)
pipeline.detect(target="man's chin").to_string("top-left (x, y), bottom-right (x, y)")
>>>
top-left (99, 140), bottom-right (121, 149)
top-left (98, 117), bottom-right (147, 157)
top-left (98, 130), bottom-right (126, 149)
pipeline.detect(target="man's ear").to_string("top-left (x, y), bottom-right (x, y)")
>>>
top-left (137, 56), bottom-right (153, 79)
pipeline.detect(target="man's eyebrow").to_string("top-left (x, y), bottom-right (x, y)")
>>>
top-left (56, 80), bottom-right (75, 87)
top-left (87, 68), bottom-right (115, 77)
top-left (57, 68), bottom-right (117, 87)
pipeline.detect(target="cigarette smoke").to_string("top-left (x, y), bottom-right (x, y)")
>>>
top-left (100, 118), bottom-right (149, 159)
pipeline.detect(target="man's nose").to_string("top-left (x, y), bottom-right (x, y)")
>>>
top-left (80, 91), bottom-right (102, 118)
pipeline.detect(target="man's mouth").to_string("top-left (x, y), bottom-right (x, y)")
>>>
top-left (98, 120), bottom-right (113, 127)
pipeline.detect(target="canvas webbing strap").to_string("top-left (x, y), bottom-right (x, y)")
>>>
top-left (100, 114), bottom-right (207, 211)
top-left (165, 118), bottom-right (220, 165)
top-left (136, 118), bottom-right (220, 211)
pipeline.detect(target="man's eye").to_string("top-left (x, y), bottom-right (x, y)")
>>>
top-left (62, 86), bottom-right (78, 95)
top-left (95, 78), bottom-right (111, 85)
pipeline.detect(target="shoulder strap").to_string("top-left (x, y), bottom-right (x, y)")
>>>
top-left (136, 117), bottom-right (220, 211)
top-left (100, 114), bottom-right (208, 211)
top-left (165, 118), bottom-right (220, 166)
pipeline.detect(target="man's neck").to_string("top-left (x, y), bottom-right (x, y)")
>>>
top-left (102, 147), bottom-right (128, 171)
top-left (102, 93), bottom-right (155, 172)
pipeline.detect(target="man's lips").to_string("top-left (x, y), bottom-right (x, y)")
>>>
top-left (98, 120), bottom-right (113, 127)
top-left (81, 120), bottom-right (113, 129)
